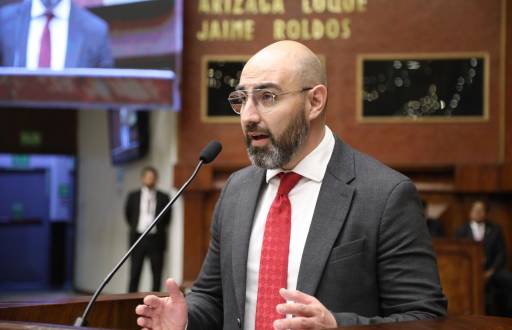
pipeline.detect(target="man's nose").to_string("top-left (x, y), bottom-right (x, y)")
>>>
top-left (240, 96), bottom-right (261, 126)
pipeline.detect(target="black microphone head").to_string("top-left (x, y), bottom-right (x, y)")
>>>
top-left (199, 141), bottom-right (222, 164)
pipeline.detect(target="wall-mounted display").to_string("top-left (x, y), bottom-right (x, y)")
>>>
top-left (357, 53), bottom-right (489, 122)
top-left (201, 56), bottom-right (247, 123)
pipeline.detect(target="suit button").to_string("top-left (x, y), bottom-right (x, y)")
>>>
top-left (236, 317), bottom-right (241, 329)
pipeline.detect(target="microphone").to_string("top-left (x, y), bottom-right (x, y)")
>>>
top-left (74, 141), bottom-right (222, 327)
top-left (200, 140), bottom-right (222, 164)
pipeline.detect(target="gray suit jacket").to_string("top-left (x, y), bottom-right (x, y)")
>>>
top-left (187, 135), bottom-right (447, 329)
top-left (0, 0), bottom-right (113, 68)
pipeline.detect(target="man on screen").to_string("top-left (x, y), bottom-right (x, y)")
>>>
top-left (0, 0), bottom-right (113, 69)
top-left (135, 41), bottom-right (447, 330)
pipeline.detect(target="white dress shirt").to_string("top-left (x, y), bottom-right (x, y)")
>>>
top-left (26, 0), bottom-right (70, 69)
top-left (137, 187), bottom-right (157, 234)
top-left (244, 126), bottom-right (335, 330)
top-left (470, 221), bottom-right (486, 242)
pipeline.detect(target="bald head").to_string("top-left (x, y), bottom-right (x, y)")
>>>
top-left (243, 41), bottom-right (326, 89)
top-left (238, 41), bottom-right (329, 170)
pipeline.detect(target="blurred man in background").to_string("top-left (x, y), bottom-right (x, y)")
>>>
top-left (0, 0), bottom-right (113, 68)
top-left (455, 200), bottom-right (512, 316)
top-left (125, 166), bottom-right (171, 292)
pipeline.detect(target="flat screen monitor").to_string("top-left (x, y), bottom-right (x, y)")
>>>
top-left (0, 0), bottom-right (182, 109)
top-left (108, 108), bottom-right (149, 165)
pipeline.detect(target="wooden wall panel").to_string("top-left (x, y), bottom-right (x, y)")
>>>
top-left (182, 192), bottom-right (209, 284)
top-left (506, 0), bottom-right (512, 163)
top-left (433, 239), bottom-right (485, 315)
top-left (179, 0), bottom-right (505, 167)
top-left (489, 201), bottom-right (512, 269)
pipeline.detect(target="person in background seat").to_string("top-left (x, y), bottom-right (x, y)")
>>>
top-left (455, 200), bottom-right (512, 316)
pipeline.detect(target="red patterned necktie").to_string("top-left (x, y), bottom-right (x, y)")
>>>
top-left (255, 172), bottom-right (302, 330)
top-left (38, 11), bottom-right (54, 68)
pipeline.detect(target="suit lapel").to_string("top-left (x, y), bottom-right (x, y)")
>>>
top-left (133, 190), bottom-right (141, 228)
top-left (483, 222), bottom-right (492, 241)
top-left (156, 191), bottom-right (164, 214)
top-left (15, 1), bottom-right (32, 66)
top-left (464, 224), bottom-right (474, 240)
top-left (65, 3), bottom-right (83, 67)
top-left (296, 137), bottom-right (356, 295)
top-left (231, 167), bottom-right (266, 319)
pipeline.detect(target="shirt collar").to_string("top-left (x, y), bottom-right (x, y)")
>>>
top-left (141, 186), bottom-right (155, 195)
top-left (470, 221), bottom-right (485, 228)
top-left (266, 126), bottom-right (335, 183)
top-left (469, 221), bottom-right (485, 231)
top-left (31, 0), bottom-right (71, 20)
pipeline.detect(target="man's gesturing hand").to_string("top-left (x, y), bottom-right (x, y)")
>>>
top-left (273, 288), bottom-right (337, 330)
top-left (135, 278), bottom-right (188, 330)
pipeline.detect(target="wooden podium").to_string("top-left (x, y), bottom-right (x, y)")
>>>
top-left (0, 239), bottom-right (503, 329)
top-left (432, 239), bottom-right (485, 315)
top-left (1, 293), bottom-right (512, 329)
top-left (340, 315), bottom-right (512, 329)
top-left (0, 292), bottom-right (147, 329)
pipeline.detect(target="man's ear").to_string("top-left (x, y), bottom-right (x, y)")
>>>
top-left (307, 85), bottom-right (327, 121)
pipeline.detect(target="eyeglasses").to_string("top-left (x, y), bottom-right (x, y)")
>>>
top-left (227, 87), bottom-right (313, 114)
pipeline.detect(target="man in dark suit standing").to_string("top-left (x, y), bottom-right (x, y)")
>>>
top-left (125, 166), bottom-right (171, 293)
top-left (455, 200), bottom-right (512, 316)
top-left (0, 0), bottom-right (113, 68)
top-left (135, 41), bottom-right (446, 330)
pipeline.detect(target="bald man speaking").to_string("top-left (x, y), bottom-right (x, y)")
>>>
top-left (135, 41), bottom-right (447, 330)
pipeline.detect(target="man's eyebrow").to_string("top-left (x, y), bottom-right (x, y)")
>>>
top-left (235, 83), bottom-right (282, 91)
top-left (256, 83), bottom-right (281, 90)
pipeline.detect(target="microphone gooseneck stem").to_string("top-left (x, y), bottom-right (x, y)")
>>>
top-left (74, 160), bottom-right (205, 327)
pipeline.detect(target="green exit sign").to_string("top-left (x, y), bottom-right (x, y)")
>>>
top-left (20, 130), bottom-right (42, 147)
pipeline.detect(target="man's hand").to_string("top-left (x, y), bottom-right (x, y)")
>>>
top-left (135, 278), bottom-right (188, 330)
top-left (273, 288), bottom-right (337, 330)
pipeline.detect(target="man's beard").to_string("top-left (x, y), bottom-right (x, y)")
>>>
top-left (244, 109), bottom-right (309, 169)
